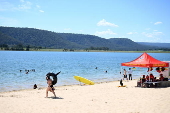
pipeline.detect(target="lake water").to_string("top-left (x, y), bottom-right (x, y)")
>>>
top-left (0, 51), bottom-right (170, 92)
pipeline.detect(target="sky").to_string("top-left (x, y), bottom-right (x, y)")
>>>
top-left (0, 0), bottom-right (170, 43)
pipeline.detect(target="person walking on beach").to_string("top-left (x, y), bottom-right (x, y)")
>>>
top-left (46, 76), bottom-right (56, 98)
top-left (123, 69), bottom-right (128, 81)
top-left (128, 68), bottom-right (133, 80)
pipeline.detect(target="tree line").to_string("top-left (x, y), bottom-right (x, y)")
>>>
top-left (85, 46), bottom-right (109, 51)
top-left (0, 44), bottom-right (42, 51)
top-left (0, 44), bottom-right (110, 51)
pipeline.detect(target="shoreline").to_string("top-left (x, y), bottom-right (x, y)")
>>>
top-left (1, 49), bottom-right (170, 53)
top-left (0, 80), bottom-right (121, 93)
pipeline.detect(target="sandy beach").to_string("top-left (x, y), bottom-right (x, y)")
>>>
top-left (0, 80), bottom-right (170, 113)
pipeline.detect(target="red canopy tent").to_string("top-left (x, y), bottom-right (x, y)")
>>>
top-left (121, 52), bottom-right (169, 67)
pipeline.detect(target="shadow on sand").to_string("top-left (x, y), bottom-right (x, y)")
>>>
top-left (47, 96), bottom-right (64, 99)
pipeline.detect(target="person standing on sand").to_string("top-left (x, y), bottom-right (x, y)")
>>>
top-left (46, 76), bottom-right (56, 98)
top-left (120, 79), bottom-right (123, 86)
top-left (128, 68), bottom-right (133, 80)
top-left (123, 69), bottom-right (128, 81)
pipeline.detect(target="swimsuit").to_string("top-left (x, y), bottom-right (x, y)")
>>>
top-left (49, 85), bottom-right (55, 90)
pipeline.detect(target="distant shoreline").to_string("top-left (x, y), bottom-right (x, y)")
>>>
top-left (1, 49), bottom-right (170, 53)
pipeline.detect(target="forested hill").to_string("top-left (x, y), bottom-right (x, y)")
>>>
top-left (137, 42), bottom-right (170, 49)
top-left (0, 26), bottom-right (163, 51)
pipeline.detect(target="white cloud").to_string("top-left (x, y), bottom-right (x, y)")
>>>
top-left (141, 31), bottom-right (165, 42)
top-left (97, 19), bottom-right (119, 27)
top-left (39, 10), bottom-right (44, 13)
top-left (95, 29), bottom-right (117, 35)
top-left (18, 1), bottom-right (32, 10)
top-left (154, 21), bottom-right (162, 25)
top-left (0, 1), bottom-right (45, 13)
top-left (127, 32), bottom-right (137, 35)
top-left (36, 5), bottom-right (44, 13)
top-left (142, 32), bottom-right (163, 37)
top-left (127, 32), bottom-right (133, 35)
top-left (36, 5), bottom-right (40, 8)
top-left (0, 1), bottom-right (33, 11)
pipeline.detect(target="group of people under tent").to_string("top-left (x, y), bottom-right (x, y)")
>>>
top-left (137, 73), bottom-right (168, 87)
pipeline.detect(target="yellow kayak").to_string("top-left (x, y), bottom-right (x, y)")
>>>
top-left (74, 76), bottom-right (95, 85)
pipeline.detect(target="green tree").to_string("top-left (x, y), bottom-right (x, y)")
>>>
top-left (26, 45), bottom-right (30, 51)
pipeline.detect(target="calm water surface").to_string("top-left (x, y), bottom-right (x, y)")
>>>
top-left (0, 51), bottom-right (170, 92)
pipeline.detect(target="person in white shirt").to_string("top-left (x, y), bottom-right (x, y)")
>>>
top-left (123, 69), bottom-right (128, 81)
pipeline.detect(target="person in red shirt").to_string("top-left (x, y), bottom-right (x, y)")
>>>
top-left (149, 74), bottom-right (154, 81)
top-left (146, 75), bottom-right (149, 81)
top-left (159, 74), bottom-right (164, 81)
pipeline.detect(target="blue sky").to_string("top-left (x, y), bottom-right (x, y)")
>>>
top-left (0, 0), bottom-right (170, 43)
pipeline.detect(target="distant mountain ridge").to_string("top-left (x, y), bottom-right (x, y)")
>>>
top-left (137, 42), bottom-right (170, 49)
top-left (0, 26), bottom-right (169, 51)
